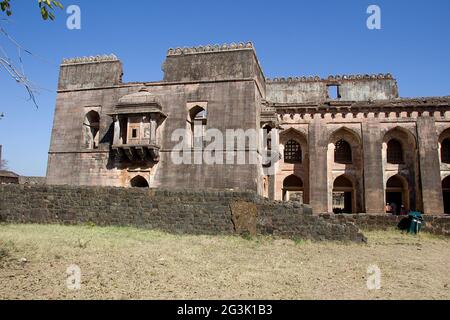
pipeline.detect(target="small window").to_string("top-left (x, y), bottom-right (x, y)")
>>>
top-left (334, 139), bottom-right (352, 164)
top-left (284, 140), bottom-right (302, 164)
top-left (132, 129), bottom-right (138, 138)
top-left (387, 139), bottom-right (404, 164)
top-left (328, 85), bottom-right (340, 100)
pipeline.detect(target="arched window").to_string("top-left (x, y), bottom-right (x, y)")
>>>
top-left (284, 140), bottom-right (302, 163)
top-left (189, 106), bottom-right (207, 149)
top-left (334, 139), bottom-right (352, 164)
top-left (130, 175), bottom-right (149, 188)
top-left (83, 111), bottom-right (100, 149)
top-left (387, 139), bottom-right (404, 164)
top-left (441, 139), bottom-right (450, 164)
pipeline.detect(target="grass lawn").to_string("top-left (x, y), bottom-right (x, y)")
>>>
top-left (0, 224), bottom-right (449, 300)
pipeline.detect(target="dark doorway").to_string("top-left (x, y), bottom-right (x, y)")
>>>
top-left (130, 175), bottom-right (149, 188)
top-left (386, 175), bottom-right (408, 214)
top-left (442, 176), bottom-right (450, 214)
top-left (332, 175), bottom-right (354, 214)
top-left (332, 192), bottom-right (352, 214)
top-left (386, 192), bottom-right (402, 215)
top-left (443, 192), bottom-right (450, 214)
top-left (282, 175), bottom-right (304, 202)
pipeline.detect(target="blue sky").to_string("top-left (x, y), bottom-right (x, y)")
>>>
top-left (0, 0), bottom-right (449, 176)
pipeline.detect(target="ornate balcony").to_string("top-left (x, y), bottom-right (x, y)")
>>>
top-left (111, 143), bottom-right (160, 162)
top-left (108, 87), bottom-right (167, 163)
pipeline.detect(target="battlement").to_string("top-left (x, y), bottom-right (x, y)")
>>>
top-left (266, 73), bottom-right (394, 83)
top-left (61, 54), bottom-right (119, 66)
top-left (163, 42), bottom-right (264, 91)
top-left (58, 54), bottom-right (122, 91)
top-left (166, 42), bottom-right (255, 56)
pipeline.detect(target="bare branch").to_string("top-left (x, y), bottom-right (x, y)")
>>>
top-left (0, 25), bottom-right (47, 108)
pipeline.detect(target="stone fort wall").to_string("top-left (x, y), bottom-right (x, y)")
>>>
top-left (1, 185), bottom-right (449, 239)
top-left (0, 185), bottom-right (368, 242)
top-left (320, 213), bottom-right (450, 236)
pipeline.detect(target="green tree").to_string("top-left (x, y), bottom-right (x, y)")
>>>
top-left (1, 0), bottom-right (63, 20)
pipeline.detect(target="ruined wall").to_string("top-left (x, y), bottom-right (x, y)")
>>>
top-left (19, 176), bottom-right (46, 185)
top-left (266, 74), bottom-right (398, 104)
top-left (0, 185), bottom-right (366, 242)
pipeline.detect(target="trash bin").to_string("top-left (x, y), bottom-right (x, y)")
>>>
top-left (407, 211), bottom-right (424, 234)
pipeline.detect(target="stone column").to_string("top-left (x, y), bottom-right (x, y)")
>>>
top-left (362, 117), bottom-right (385, 213)
top-left (150, 116), bottom-right (157, 144)
top-left (268, 174), bottom-right (275, 200)
top-left (417, 116), bottom-right (444, 214)
top-left (113, 115), bottom-right (121, 146)
top-left (309, 115), bottom-right (328, 214)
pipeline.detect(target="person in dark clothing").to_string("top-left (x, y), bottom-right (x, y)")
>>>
top-left (400, 205), bottom-right (408, 215)
top-left (391, 203), bottom-right (398, 215)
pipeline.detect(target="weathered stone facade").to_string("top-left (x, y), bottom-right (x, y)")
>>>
top-left (47, 42), bottom-right (450, 215)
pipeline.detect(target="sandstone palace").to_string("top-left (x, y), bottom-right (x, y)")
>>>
top-left (47, 42), bottom-right (450, 215)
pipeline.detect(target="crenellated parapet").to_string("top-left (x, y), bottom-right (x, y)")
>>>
top-left (166, 42), bottom-right (254, 56)
top-left (266, 73), bottom-right (394, 83)
top-left (266, 73), bottom-right (398, 103)
top-left (61, 54), bottom-right (119, 66)
top-left (272, 96), bottom-right (450, 121)
top-left (163, 42), bottom-right (264, 87)
top-left (58, 54), bottom-right (122, 91)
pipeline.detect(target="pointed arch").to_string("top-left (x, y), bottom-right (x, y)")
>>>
top-left (329, 126), bottom-right (362, 146)
top-left (279, 128), bottom-right (307, 164)
top-left (383, 126), bottom-right (417, 149)
top-left (329, 127), bottom-right (361, 165)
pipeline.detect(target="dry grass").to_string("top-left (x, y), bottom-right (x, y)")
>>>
top-left (0, 223), bottom-right (449, 300)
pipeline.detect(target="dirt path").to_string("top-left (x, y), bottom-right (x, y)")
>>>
top-left (0, 224), bottom-right (449, 300)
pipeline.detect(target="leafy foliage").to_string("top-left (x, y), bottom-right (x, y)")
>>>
top-left (0, 0), bottom-right (63, 20)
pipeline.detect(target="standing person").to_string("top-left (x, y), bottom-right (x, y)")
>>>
top-left (385, 203), bottom-right (392, 214)
top-left (400, 205), bottom-right (408, 216)
top-left (391, 203), bottom-right (398, 215)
